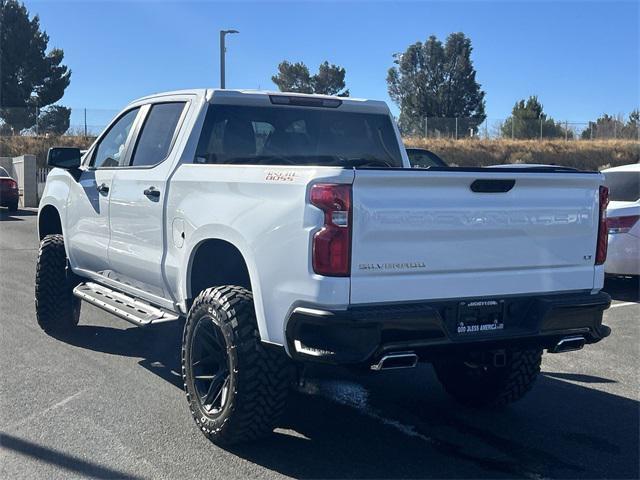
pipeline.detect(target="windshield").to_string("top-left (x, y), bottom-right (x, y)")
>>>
top-left (604, 171), bottom-right (640, 202)
top-left (195, 104), bottom-right (403, 168)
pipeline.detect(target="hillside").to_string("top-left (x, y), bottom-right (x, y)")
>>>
top-left (405, 138), bottom-right (639, 170)
top-left (1, 135), bottom-right (638, 170)
top-left (0, 135), bottom-right (95, 169)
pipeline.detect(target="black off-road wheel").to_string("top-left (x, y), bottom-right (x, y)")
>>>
top-left (182, 285), bottom-right (294, 445)
top-left (433, 347), bottom-right (543, 408)
top-left (35, 234), bottom-right (81, 333)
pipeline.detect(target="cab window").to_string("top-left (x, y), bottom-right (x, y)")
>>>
top-left (130, 102), bottom-right (186, 167)
top-left (91, 108), bottom-right (140, 168)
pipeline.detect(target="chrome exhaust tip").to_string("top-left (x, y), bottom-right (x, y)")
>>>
top-left (551, 336), bottom-right (586, 353)
top-left (371, 352), bottom-right (418, 371)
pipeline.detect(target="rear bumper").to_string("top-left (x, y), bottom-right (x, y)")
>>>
top-left (285, 291), bottom-right (611, 365)
top-left (0, 189), bottom-right (19, 205)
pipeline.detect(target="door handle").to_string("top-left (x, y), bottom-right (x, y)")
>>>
top-left (144, 186), bottom-right (160, 199)
top-left (96, 183), bottom-right (109, 195)
top-left (470, 179), bottom-right (515, 193)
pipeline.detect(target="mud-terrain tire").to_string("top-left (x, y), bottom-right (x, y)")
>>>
top-left (182, 285), bottom-right (294, 445)
top-left (433, 347), bottom-right (543, 407)
top-left (35, 234), bottom-right (81, 333)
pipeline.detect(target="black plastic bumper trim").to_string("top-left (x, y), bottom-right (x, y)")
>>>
top-left (285, 291), bottom-right (611, 365)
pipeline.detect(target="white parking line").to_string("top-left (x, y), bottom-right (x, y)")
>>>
top-left (4, 389), bottom-right (88, 431)
top-left (610, 301), bottom-right (638, 309)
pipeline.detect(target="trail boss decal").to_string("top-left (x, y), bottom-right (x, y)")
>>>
top-left (265, 170), bottom-right (296, 182)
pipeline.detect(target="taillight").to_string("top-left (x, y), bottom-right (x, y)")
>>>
top-left (595, 185), bottom-right (609, 265)
top-left (310, 184), bottom-right (352, 276)
top-left (608, 215), bottom-right (640, 234)
top-left (0, 178), bottom-right (17, 189)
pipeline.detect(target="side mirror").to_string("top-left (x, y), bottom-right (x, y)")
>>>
top-left (47, 147), bottom-right (82, 170)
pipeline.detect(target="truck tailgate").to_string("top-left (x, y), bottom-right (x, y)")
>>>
top-left (350, 169), bottom-right (603, 304)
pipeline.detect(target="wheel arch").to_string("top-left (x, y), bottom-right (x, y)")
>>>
top-left (184, 236), bottom-right (272, 341)
top-left (187, 238), bottom-right (253, 299)
top-left (38, 204), bottom-right (63, 240)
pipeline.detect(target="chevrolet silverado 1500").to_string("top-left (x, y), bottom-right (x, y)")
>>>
top-left (37, 89), bottom-right (611, 444)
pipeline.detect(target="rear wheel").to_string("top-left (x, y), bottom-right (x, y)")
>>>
top-left (8, 199), bottom-right (18, 212)
top-left (35, 234), bottom-right (81, 333)
top-left (182, 285), bottom-right (293, 445)
top-left (433, 347), bottom-right (542, 407)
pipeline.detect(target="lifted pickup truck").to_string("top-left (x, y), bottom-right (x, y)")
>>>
top-left (37, 89), bottom-right (611, 445)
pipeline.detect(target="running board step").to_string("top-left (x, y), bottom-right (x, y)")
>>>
top-left (73, 282), bottom-right (179, 326)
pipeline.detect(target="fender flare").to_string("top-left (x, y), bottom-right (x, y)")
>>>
top-left (181, 224), bottom-right (271, 342)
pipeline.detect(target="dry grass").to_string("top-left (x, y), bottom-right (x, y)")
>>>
top-left (404, 138), bottom-right (640, 170)
top-left (1, 135), bottom-right (638, 171)
top-left (0, 135), bottom-right (95, 168)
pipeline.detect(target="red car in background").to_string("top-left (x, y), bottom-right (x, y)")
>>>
top-left (0, 167), bottom-right (19, 211)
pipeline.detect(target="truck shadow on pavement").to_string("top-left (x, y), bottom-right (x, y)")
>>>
top-left (53, 322), bottom-right (185, 389)
top-left (229, 369), bottom-right (639, 479)
top-left (53, 322), bottom-right (639, 480)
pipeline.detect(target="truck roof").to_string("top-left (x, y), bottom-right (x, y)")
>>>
top-left (131, 89), bottom-right (391, 115)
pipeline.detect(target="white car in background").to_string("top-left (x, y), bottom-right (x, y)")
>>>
top-left (603, 163), bottom-right (640, 277)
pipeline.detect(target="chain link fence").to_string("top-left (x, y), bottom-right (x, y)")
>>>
top-left (0, 107), bottom-right (638, 141)
top-left (0, 107), bottom-right (118, 137)
top-left (399, 117), bottom-right (639, 141)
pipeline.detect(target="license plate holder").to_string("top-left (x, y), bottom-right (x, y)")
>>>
top-left (456, 299), bottom-right (505, 335)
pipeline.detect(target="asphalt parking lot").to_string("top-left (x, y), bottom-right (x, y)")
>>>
top-left (1, 208), bottom-right (638, 479)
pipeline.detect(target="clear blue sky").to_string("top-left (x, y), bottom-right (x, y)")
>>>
top-left (26, 0), bottom-right (640, 123)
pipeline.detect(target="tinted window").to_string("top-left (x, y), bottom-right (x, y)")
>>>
top-left (92, 108), bottom-right (140, 168)
top-left (406, 149), bottom-right (447, 167)
top-left (195, 105), bottom-right (403, 167)
top-left (0, 167), bottom-right (9, 177)
top-left (130, 102), bottom-right (186, 167)
top-left (605, 171), bottom-right (640, 202)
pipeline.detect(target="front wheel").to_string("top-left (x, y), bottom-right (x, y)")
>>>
top-left (433, 347), bottom-right (543, 407)
top-left (35, 234), bottom-right (81, 333)
top-left (182, 286), bottom-right (293, 445)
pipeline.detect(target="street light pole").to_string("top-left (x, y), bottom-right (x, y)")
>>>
top-left (219, 29), bottom-right (239, 89)
top-left (0, 0), bottom-right (4, 107)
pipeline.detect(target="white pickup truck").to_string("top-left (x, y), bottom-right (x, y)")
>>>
top-left (37, 89), bottom-right (611, 445)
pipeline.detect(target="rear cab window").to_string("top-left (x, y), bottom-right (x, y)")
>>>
top-left (195, 103), bottom-right (403, 168)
